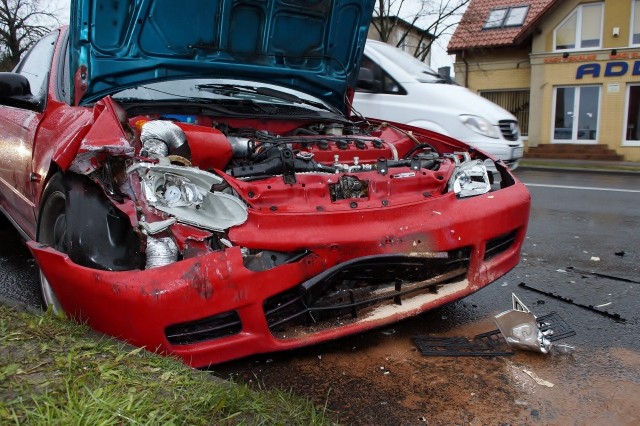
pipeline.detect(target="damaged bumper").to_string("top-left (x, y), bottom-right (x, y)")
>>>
top-left (28, 184), bottom-right (529, 367)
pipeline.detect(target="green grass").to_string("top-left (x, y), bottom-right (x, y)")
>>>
top-left (0, 304), bottom-right (335, 425)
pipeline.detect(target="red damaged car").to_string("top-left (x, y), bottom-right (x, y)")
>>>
top-left (0, 0), bottom-right (530, 367)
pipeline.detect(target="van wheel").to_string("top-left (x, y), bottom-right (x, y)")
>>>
top-left (37, 174), bottom-right (67, 314)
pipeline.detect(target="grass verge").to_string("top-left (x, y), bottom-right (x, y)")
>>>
top-left (0, 304), bottom-right (334, 425)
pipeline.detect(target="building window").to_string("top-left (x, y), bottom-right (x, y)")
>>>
top-left (553, 86), bottom-right (600, 142)
top-left (483, 6), bottom-right (529, 29)
top-left (480, 90), bottom-right (530, 137)
top-left (554, 3), bottom-right (603, 50)
top-left (633, 0), bottom-right (640, 45)
top-left (624, 84), bottom-right (640, 144)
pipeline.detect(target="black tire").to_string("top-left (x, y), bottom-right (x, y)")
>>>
top-left (36, 173), bottom-right (67, 314)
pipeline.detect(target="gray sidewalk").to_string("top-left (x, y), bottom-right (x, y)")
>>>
top-left (518, 158), bottom-right (640, 174)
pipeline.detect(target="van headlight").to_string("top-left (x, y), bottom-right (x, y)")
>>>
top-left (448, 159), bottom-right (491, 198)
top-left (459, 115), bottom-right (500, 139)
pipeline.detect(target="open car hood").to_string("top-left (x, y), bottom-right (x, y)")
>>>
top-left (70, 0), bottom-right (375, 111)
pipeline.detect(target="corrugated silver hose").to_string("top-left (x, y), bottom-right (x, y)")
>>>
top-left (146, 236), bottom-right (179, 269)
top-left (140, 120), bottom-right (188, 158)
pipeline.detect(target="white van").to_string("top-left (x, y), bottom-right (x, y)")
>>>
top-left (354, 40), bottom-right (524, 168)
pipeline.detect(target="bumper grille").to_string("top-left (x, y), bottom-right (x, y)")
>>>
top-left (264, 249), bottom-right (471, 337)
top-left (498, 120), bottom-right (520, 141)
top-left (484, 230), bottom-right (518, 261)
top-left (166, 310), bottom-right (241, 346)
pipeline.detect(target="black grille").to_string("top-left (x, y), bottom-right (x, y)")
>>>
top-left (165, 311), bottom-right (241, 345)
top-left (264, 249), bottom-right (471, 337)
top-left (484, 230), bottom-right (518, 261)
top-left (498, 120), bottom-right (520, 141)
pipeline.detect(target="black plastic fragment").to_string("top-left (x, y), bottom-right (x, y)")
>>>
top-left (519, 282), bottom-right (626, 322)
top-left (412, 334), bottom-right (514, 357)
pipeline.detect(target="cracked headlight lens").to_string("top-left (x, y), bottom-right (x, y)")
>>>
top-left (448, 160), bottom-right (491, 198)
top-left (459, 115), bottom-right (500, 139)
top-left (128, 162), bottom-right (248, 232)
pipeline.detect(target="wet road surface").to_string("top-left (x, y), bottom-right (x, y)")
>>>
top-left (213, 169), bottom-right (640, 424)
top-left (1, 168), bottom-right (639, 424)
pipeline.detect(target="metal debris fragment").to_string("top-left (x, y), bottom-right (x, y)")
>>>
top-left (494, 308), bottom-right (552, 354)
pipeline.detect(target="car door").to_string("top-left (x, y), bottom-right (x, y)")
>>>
top-left (0, 31), bottom-right (58, 236)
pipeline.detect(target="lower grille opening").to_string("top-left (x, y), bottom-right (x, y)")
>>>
top-left (264, 248), bottom-right (471, 338)
top-left (484, 230), bottom-right (518, 261)
top-left (166, 310), bottom-right (241, 346)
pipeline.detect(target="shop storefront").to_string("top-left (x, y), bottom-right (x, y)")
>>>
top-left (449, 0), bottom-right (640, 161)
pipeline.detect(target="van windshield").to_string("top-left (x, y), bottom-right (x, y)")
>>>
top-left (369, 42), bottom-right (454, 84)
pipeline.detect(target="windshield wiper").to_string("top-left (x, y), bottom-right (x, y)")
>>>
top-left (421, 70), bottom-right (455, 84)
top-left (196, 83), bottom-right (334, 112)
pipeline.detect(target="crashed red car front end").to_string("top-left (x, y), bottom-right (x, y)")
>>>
top-left (27, 95), bottom-right (529, 367)
top-left (0, 0), bottom-right (530, 367)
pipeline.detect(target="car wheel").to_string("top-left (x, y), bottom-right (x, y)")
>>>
top-left (37, 173), bottom-right (67, 314)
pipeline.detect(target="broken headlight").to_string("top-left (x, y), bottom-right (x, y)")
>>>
top-left (128, 162), bottom-right (248, 231)
top-left (448, 158), bottom-right (491, 198)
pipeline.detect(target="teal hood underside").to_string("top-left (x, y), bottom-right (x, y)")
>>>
top-left (70, 0), bottom-right (375, 111)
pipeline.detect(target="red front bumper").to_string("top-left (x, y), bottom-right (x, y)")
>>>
top-left (28, 183), bottom-right (530, 367)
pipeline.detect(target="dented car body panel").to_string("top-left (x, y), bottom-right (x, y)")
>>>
top-left (0, 3), bottom-right (530, 367)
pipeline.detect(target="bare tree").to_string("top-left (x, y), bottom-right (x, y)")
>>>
top-left (371, 0), bottom-right (471, 62)
top-left (0, 0), bottom-right (59, 71)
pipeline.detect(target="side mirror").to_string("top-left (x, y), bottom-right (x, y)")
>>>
top-left (0, 72), bottom-right (38, 109)
top-left (357, 67), bottom-right (381, 92)
top-left (0, 72), bottom-right (32, 98)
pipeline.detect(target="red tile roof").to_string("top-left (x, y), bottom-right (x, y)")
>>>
top-left (448, 0), bottom-right (558, 52)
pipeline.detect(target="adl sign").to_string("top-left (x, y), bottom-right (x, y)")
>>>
top-left (576, 61), bottom-right (640, 79)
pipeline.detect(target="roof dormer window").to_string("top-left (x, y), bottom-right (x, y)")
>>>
top-left (483, 5), bottom-right (529, 29)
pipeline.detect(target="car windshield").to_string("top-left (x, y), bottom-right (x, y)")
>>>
top-left (113, 78), bottom-right (340, 114)
top-left (369, 42), bottom-right (454, 84)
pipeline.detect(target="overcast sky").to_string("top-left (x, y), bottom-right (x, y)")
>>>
top-left (51, 0), bottom-right (460, 69)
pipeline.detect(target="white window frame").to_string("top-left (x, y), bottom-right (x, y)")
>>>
top-left (504, 6), bottom-right (530, 27)
top-left (631, 0), bottom-right (640, 46)
top-left (623, 83), bottom-right (640, 146)
top-left (553, 3), bottom-right (604, 51)
top-left (551, 85), bottom-right (601, 144)
top-left (483, 6), bottom-right (529, 29)
top-left (484, 8), bottom-right (508, 29)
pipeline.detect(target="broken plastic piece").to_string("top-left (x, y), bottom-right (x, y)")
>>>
top-left (553, 343), bottom-right (576, 354)
top-left (512, 293), bottom-right (530, 313)
top-left (412, 333), bottom-right (514, 357)
top-left (523, 369), bottom-right (554, 388)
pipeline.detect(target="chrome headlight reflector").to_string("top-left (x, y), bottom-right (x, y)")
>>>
top-left (128, 162), bottom-right (248, 231)
top-left (448, 159), bottom-right (491, 198)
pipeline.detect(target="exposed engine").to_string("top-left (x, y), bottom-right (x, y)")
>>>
top-left (70, 107), bottom-right (503, 272)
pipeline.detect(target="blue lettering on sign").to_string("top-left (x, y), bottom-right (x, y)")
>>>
top-left (605, 62), bottom-right (628, 76)
top-left (576, 63), bottom-right (600, 79)
top-left (576, 60), bottom-right (640, 78)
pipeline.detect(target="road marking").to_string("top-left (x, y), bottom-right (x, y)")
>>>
top-left (524, 183), bottom-right (640, 193)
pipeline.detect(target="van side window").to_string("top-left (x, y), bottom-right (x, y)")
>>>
top-left (359, 55), bottom-right (407, 95)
